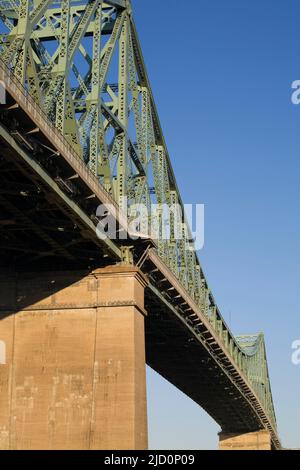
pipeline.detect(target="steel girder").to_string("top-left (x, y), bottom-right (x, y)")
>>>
top-left (0, 0), bottom-right (277, 431)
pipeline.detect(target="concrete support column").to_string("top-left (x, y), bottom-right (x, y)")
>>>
top-left (0, 266), bottom-right (148, 450)
top-left (219, 430), bottom-right (272, 450)
top-left (91, 266), bottom-right (148, 450)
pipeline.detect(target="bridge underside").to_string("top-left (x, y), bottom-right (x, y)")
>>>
top-left (0, 134), bottom-right (119, 272)
top-left (0, 91), bottom-right (125, 272)
top-left (145, 285), bottom-right (264, 434)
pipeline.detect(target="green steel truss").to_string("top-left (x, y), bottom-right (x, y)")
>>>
top-left (0, 0), bottom-right (277, 429)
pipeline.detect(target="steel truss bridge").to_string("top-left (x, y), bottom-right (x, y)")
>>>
top-left (0, 0), bottom-right (280, 449)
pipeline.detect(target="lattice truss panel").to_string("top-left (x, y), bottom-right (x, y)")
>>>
top-left (0, 0), bottom-right (276, 428)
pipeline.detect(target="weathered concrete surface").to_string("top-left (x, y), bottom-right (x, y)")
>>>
top-left (219, 430), bottom-right (272, 450)
top-left (0, 267), bottom-right (148, 450)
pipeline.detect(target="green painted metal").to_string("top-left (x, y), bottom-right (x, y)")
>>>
top-left (0, 0), bottom-right (277, 430)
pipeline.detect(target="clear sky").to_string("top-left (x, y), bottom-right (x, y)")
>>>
top-left (132, 0), bottom-right (300, 450)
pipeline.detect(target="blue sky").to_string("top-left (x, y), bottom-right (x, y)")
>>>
top-left (132, 0), bottom-right (300, 450)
